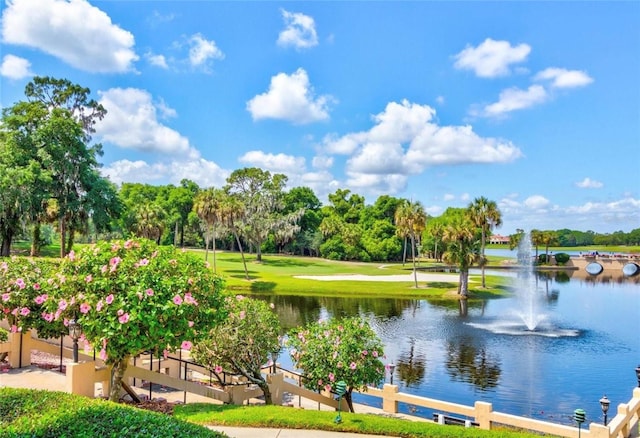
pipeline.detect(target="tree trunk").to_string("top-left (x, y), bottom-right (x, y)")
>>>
top-left (256, 242), bottom-right (262, 262)
top-left (258, 380), bottom-right (272, 405)
top-left (344, 388), bottom-right (355, 413)
top-left (66, 228), bottom-right (74, 255)
top-left (59, 217), bottom-right (66, 258)
top-left (234, 232), bottom-right (250, 280)
top-left (459, 269), bottom-right (469, 298)
top-left (108, 358), bottom-right (129, 402)
top-left (402, 236), bottom-right (407, 266)
top-left (480, 229), bottom-right (486, 288)
top-left (31, 222), bottom-right (41, 257)
top-left (212, 230), bottom-right (217, 273)
top-left (411, 234), bottom-right (418, 288)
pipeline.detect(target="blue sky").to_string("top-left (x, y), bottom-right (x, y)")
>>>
top-left (1, 0), bottom-right (638, 235)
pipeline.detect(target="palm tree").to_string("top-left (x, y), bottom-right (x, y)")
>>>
top-left (395, 200), bottom-right (427, 288)
top-left (442, 216), bottom-right (479, 298)
top-left (193, 188), bottom-right (226, 270)
top-left (219, 194), bottom-right (250, 281)
top-left (133, 202), bottom-right (166, 244)
top-left (468, 197), bottom-right (502, 288)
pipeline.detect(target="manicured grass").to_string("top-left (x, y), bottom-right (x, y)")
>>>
top-left (175, 404), bottom-right (558, 438)
top-left (198, 250), bottom-right (510, 299)
top-left (0, 388), bottom-right (225, 438)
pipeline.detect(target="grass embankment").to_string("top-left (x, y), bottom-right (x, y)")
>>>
top-left (198, 250), bottom-right (510, 299)
top-left (176, 404), bottom-right (556, 438)
top-left (0, 388), bottom-right (225, 438)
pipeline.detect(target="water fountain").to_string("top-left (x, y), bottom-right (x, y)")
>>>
top-left (467, 232), bottom-right (579, 337)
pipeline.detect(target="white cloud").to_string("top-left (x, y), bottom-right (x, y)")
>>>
top-left (239, 151), bottom-right (306, 174)
top-left (535, 67), bottom-right (593, 88)
top-left (524, 195), bottom-right (550, 209)
top-left (96, 88), bottom-right (199, 158)
top-left (576, 177), bottom-right (603, 189)
top-left (319, 100), bottom-right (522, 196)
top-left (1, 0), bottom-right (138, 73)
top-left (277, 9), bottom-right (318, 50)
top-left (146, 52), bottom-right (168, 69)
top-left (453, 38), bottom-right (531, 78)
top-left (188, 33), bottom-right (224, 69)
top-left (460, 193), bottom-right (470, 202)
top-left (247, 68), bottom-right (332, 124)
top-left (102, 158), bottom-right (228, 188)
top-left (0, 54), bottom-right (32, 79)
top-left (443, 193), bottom-right (455, 201)
top-left (435, 96), bottom-right (445, 105)
top-left (481, 85), bottom-right (548, 117)
top-left (312, 155), bottom-right (333, 169)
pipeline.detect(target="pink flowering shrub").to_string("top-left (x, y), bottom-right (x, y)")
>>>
top-left (286, 316), bottom-right (385, 413)
top-left (0, 257), bottom-right (64, 339)
top-left (190, 295), bottom-right (281, 404)
top-left (40, 238), bottom-right (226, 401)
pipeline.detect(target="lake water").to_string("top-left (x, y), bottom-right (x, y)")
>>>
top-left (254, 256), bottom-right (640, 425)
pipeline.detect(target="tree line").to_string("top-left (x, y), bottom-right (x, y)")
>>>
top-left (2, 77), bottom-right (637, 269)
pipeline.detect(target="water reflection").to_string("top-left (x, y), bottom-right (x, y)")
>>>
top-left (396, 338), bottom-right (426, 388)
top-left (445, 336), bottom-right (501, 391)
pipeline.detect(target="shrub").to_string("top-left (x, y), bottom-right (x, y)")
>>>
top-left (537, 254), bottom-right (548, 264)
top-left (0, 388), bottom-right (226, 438)
top-left (554, 252), bottom-right (570, 265)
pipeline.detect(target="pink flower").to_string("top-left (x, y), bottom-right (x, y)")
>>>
top-left (137, 258), bottom-right (149, 266)
top-left (58, 299), bottom-right (68, 311)
top-left (235, 295), bottom-right (245, 300)
top-left (362, 350), bottom-right (368, 356)
top-left (85, 275), bottom-right (92, 283)
top-left (101, 265), bottom-right (108, 274)
top-left (15, 278), bottom-right (25, 289)
top-left (42, 312), bottom-right (54, 322)
top-left (372, 351), bottom-right (379, 358)
top-left (184, 293), bottom-right (198, 305)
top-left (10, 325), bottom-right (18, 333)
top-left (188, 321), bottom-right (194, 327)
top-left (118, 312), bottom-right (130, 324)
top-left (80, 302), bottom-right (91, 314)
top-left (173, 295), bottom-right (183, 305)
top-left (325, 384), bottom-right (332, 393)
top-left (124, 240), bottom-right (134, 249)
top-left (33, 283), bottom-right (40, 290)
top-left (96, 300), bottom-right (104, 311)
top-left (329, 372), bottom-right (335, 382)
top-left (111, 243), bottom-right (120, 251)
top-left (105, 294), bottom-right (114, 305)
top-left (337, 361), bottom-right (343, 369)
top-left (20, 307), bottom-right (30, 316)
top-left (145, 288), bottom-right (154, 296)
top-left (181, 340), bottom-right (192, 350)
top-left (214, 365), bottom-right (223, 374)
top-left (318, 379), bottom-right (323, 386)
top-left (117, 309), bottom-right (124, 316)
top-left (239, 311), bottom-right (246, 320)
top-left (99, 348), bottom-right (107, 361)
top-left (1, 293), bottom-right (10, 302)
top-left (68, 250), bottom-right (75, 261)
top-left (350, 362), bottom-right (357, 370)
top-left (163, 349), bottom-right (169, 359)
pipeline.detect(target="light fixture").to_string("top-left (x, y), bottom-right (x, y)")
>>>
top-left (599, 395), bottom-right (610, 426)
top-left (68, 319), bottom-right (81, 363)
top-left (389, 363), bottom-right (396, 385)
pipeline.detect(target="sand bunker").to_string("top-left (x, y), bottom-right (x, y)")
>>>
top-left (294, 273), bottom-right (459, 282)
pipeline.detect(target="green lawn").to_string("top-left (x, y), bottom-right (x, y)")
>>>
top-left (193, 250), bottom-right (510, 299)
top-left (175, 404), bottom-right (558, 438)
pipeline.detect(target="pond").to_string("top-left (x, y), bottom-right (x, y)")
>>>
top-left (253, 265), bottom-right (640, 425)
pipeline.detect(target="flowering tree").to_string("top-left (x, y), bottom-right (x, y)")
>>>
top-left (0, 257), bottom-right (66, 339)
top-left (287, 317), bottom-right (386, 413)
top-left (191, 295), bottom-right (281, 404)
top-left (42, 239), bottom-right (226, 401)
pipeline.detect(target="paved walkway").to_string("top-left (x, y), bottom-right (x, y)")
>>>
top-left (0, 366), bottom-right (400, 438)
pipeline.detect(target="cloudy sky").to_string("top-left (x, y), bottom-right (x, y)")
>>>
top-left (1, 0), bottom-right (638, 234)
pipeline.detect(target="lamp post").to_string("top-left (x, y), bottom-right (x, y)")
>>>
top-left (68, 319), bottom-right (81, 363)
top-left (388, 363), bottom-right (396, 385)
top-left (635, 364), bottom-right (640, 388)
top-left (573, 409), bottom-right (586, 438)
top-left (599, 395), bottom-right (610, 426)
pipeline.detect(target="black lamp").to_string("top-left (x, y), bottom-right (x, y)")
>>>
top-left (389, 363), bottom-right (396, 385)
top-left (599, 395), bottom-right (610, 426)
top-left (68, 319), bottom-right (81, 363)
top-left (635, 364), bottom-right (640, 388)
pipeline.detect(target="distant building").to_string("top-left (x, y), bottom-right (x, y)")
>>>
top-left (489, 234), bottom-right (510, 245)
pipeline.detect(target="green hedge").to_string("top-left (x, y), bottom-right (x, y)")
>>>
top-left (0, 388), bottom-right (226, 438)
top-left (554, 253), bottom-right (570, 265)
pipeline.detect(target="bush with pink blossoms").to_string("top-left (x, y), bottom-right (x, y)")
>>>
top-left (287, 316), bottom-right (385, 413)
top-left (42, 238), bottom-right (227, 401)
